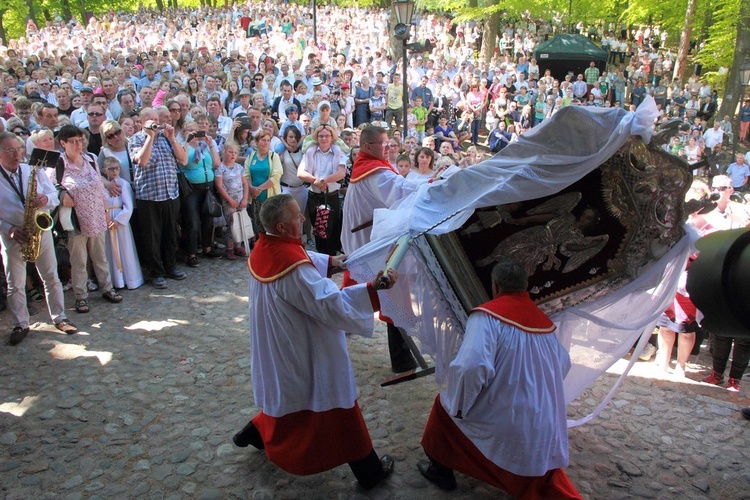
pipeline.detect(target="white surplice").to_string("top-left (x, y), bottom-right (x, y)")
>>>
top-left (249, 251), bottom-right (375, 417)
top-left (441, 311), bottom-right (571, 477)
top-left (104, 178), bottom-right (143, 289)
top-left (341, 168), bottom-right (418, 255)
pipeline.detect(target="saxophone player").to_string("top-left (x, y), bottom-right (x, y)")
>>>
top-left (0, 132), bottom-right (77, 345)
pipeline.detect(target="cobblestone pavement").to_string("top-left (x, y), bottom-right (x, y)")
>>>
top-left (0, 257), bottom-right (749, 500)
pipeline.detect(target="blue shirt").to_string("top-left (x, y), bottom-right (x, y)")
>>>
top-left (129, 132), bottom-right (180, 202)
top-left (726, 162), bottom-right (750, 188)
top-left (182, 144), bottom-right (215, 185)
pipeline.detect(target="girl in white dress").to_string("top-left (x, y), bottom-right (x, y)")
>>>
top-left (102, 157), bottom-right (144, 290)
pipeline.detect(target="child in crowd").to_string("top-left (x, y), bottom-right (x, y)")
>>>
top-left (396, 153), bottom-right (412, 178)
top-left (413, 96), bottom-right (428, 142)
top-left (102, 156), bottom-right (143, 290)
top-left (406, 103), bottom-right (418, 139)
top-left (214, 142), bottom-right (250, 260)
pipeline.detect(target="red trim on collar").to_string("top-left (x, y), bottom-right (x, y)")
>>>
top-left (350, 151), bottom-right (398, 183)
top-left (470, 291), bottom-right (556, 334)
top-left (248, 233), bottom-right (313, 283)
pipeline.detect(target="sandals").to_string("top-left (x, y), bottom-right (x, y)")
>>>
top-left (102, 290), bottom-right (123, 304)
top-left (75, 299), bottom-right (90, 313)
top-left (224, 249), bottom-right (237, 260)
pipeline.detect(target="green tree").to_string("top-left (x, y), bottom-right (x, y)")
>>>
top-left (715, 0), bottom-right (749, 140)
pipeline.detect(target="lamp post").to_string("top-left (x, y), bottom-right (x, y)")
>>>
top-left (312, 0), bottom-right (317, 46)
top-left (393, 0), bottom-right (415, 140)
top-left (733, 57), bottom-right (750, 156)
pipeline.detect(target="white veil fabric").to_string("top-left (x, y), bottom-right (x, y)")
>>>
top-left (346, 96), bottom-right (690, 425)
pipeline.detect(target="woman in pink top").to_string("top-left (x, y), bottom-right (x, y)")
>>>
top-left (56, 125), bottom-right (123, 314)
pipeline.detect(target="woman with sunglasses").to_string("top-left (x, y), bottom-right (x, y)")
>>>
top-left (98, 120), bottom-right (133, 183)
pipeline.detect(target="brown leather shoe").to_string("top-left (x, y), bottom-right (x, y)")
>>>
top-left (55, 320), bottom-right (78, 335)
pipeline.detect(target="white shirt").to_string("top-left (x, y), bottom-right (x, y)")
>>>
top-left (0, 163), bottom-right (59, 235)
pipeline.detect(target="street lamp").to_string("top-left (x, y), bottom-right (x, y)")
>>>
top-left (393, 0), bottom-right (415, 140)
top-left (733, 57), bottom-right (750, 155)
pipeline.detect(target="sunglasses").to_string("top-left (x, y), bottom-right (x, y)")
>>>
top-left (106, 129), bottom-right (123, 140)
top-left (88, 112), bottom-right (104, 117)
top-left (712, 186), bottom-right (730, 192)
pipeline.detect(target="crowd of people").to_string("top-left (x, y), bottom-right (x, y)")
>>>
top-left (0, 0), bottom-right (749, 495)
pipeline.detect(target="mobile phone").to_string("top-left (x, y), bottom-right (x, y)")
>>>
top-left (163, 50), bottom-right (168, 57)
top-left (195, 130), bottom-right (206, 138)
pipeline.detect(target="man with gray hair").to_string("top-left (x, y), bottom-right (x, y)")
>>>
top-left (418, 260), bottom-right (580, 498)
top-left (233, 194), bottom-right (397, 490)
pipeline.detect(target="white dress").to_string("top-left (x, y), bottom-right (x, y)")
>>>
top-left (105, 178), bottom-right (144, 289)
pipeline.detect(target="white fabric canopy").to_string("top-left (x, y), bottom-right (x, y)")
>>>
top-left (347, 96), bottom-right (691, 425)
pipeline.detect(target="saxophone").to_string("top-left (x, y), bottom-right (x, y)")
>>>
top-left (20, 163), bottom-right (54, 262)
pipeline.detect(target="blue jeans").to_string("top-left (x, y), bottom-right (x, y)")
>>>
top-left (470, 118), bottom-right (482, 145)
top-left (182, 182), bottom-right (215, 254)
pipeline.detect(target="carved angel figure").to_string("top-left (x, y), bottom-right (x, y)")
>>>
top-left (475, 192), bottom-right (609, 276)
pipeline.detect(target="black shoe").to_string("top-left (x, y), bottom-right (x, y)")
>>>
top-left (167, 269), bottom-right (187, 280)
top-left (380, 455), bottom-right (394, 480)
top-left (232, 421), bottom-right (264, 449)
top-left (9, 326), bottom-right (29, 346)
top-left (187, 256), bottom-right (199, 267)
top-left (417, 459), bottom-right (457, 491)
top-left (742, 408), bottom-right (750, 420)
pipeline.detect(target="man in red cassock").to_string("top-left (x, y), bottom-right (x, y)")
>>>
top-left (341, 125), bottom-right (420, 372)
top-left (418, 260), bottom-right (582, 499)
top-left (233, 194), bottom-right (397, 490)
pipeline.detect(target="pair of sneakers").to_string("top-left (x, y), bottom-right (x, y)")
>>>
top-left (703, 370), bottom-right (742, 392)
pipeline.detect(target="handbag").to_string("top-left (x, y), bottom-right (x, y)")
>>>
top-left (177, 171), bottom-right (193, 201)
top-left (313, 189), bottom-right (332, 240)
top-left (202, 188), bottom-right (223, 217)
top-left (200, 161), bottom-right (222, 217)
top-left (231, 209), bottom-right (255, 245)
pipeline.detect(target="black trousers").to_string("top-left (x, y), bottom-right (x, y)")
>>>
top-left (136, 197), bottom-right (180, 278)
top-left (712, 334), bottom-right (750, 380)
top-left (181, 182), bottom-right (214, 254)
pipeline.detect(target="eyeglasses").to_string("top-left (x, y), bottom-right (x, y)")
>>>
top-left (88, 112), bottom-right (104, 117)
top-left (106, 129), bottom-right (123, 140)
top-left (169, 107), bottom-right (181, 112)
top-left (262, 111), bottom-right (271, 116)
top-left (0, 147), bottom-right (24, 154)
top-left (367, 141), bottom-right (390, 148)
top-left (254, 78), bottom-right (263, 81)
top-left (712, 186), bottom-right (730, 191)
top-left (63, 138), bottom-right (84, 145)
top-left (105, 166), bottom-right (121, 171)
